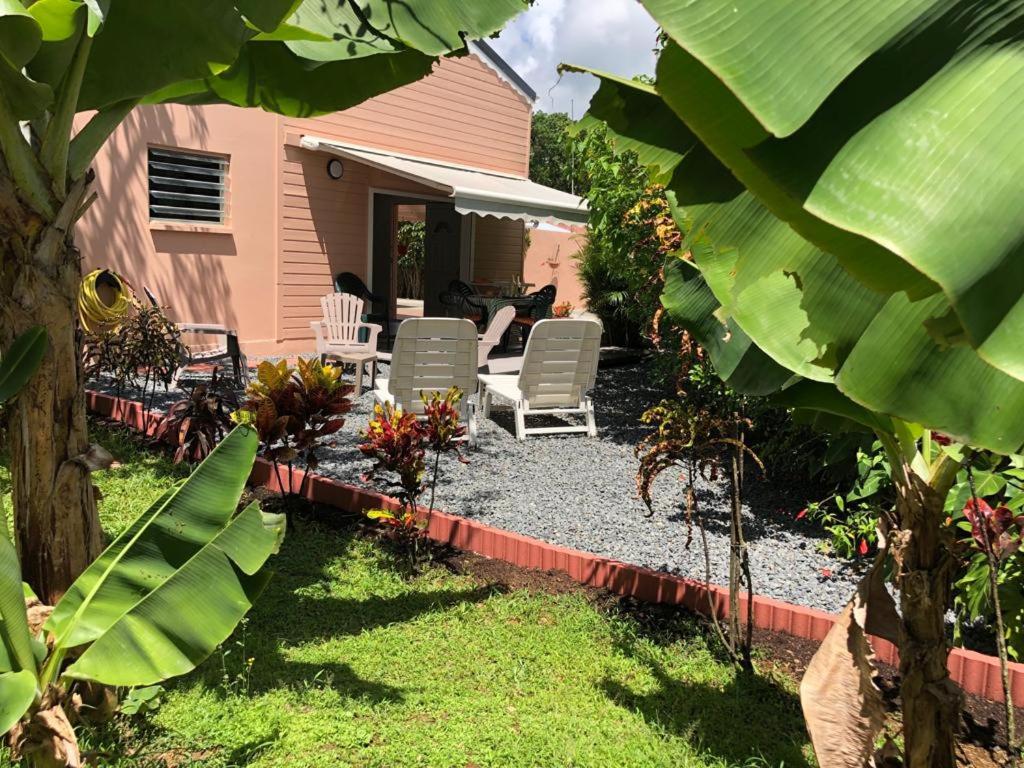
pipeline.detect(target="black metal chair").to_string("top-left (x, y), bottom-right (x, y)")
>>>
top-left (444, 280), bottom-right (488, 327)
top-left (512, 284), bottom-right (557, 346)
top-left (333, 272), bottom-right (392, 349)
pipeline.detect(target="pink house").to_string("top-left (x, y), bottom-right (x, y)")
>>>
top-left (76, 42), bottom-right (587, 355)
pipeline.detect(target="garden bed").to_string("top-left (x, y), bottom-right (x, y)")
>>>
top-left (89, 359), bottom-right (865, 614)
top-left (86, 381), bottom-right (1024, 711)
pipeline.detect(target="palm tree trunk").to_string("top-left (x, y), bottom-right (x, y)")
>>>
top-left (1, 199), bottom-right (103, 603)
top-left (893, 473), bottom-right (961, 768)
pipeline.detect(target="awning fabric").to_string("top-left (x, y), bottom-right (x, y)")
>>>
top-left (300, 136), bottom-right (588, 226)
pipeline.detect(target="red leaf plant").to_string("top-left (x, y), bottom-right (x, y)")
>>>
top-left (359, 387), bottom-right (468, 570)
top-left (234, 358), bottom-right (352, 496)
top-left (963, 497), bottom-right (1024, 559)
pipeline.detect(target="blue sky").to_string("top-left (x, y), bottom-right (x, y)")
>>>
top-left (489, 0), bottom-right (658, 115)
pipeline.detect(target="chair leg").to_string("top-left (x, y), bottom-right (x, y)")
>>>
top-left (514, 402), bottom-right (526, 441)
top-left (586, 397), bottom-right (597, 437)
top-left (481, 384), bottom-right (491, 418)
top-left (467, 401), bottom-right (478, 446)
top-left (353, 361), bottom-right (363, 394)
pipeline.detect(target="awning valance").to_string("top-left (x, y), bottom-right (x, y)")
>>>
top-left (300, 136), bottom-right (588, 226)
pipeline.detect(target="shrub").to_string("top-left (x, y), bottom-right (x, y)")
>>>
top-left (396, 220), bottom-right (425, 300)
top-left (359, 387), bottom-right (467, 570)
top-left (153, 367), bottom-right (238, 465)
top-left (234, 358), bottom-right (352, 495)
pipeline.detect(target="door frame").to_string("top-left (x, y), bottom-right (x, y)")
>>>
top-left (366, 187), bottom-right (454, 291)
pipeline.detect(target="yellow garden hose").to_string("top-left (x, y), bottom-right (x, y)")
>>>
top-left (78, 268), bottom-right (135, 332)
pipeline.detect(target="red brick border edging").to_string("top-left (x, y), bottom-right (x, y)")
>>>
top-left (85, 389), bottom-right (1024, 704)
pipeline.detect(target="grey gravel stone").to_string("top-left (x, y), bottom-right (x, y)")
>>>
top-left (92, 360), bottom-right (864, 614)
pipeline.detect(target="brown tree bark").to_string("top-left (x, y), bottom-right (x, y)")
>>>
top-left (892, 472), bottom-right (961, 768)
top-left (1, 177), bottom-right (103, 603)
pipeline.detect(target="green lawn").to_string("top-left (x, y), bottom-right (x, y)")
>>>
top-left (4, 424), bottom-right (815, 767)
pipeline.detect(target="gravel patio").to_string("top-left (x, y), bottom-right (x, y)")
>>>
top-left (93, 357), bottom-right (864, 613)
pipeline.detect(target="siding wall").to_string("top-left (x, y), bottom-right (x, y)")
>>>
top-left (284, 55), bottom-right (531, 177)
top-left (77, 52), bottom-right (536, 355)
top-left (473, 216), bottom-right (525, 283)
top-left (278, 144), bottom-right (441, 344)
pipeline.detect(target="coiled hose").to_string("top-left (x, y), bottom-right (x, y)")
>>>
top-left (78, 268), bottom-right (134, 332)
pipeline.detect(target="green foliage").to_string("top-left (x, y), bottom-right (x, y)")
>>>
top-left (573, 126), bottom-right (681, 352)
top-left (396, 220), bottom-right (425, 300)
top-left (0, 427), bottom-right (283, 760)
top-left (152, 367), bottom-right (238, 465)
top-left (0, 328), bottom-right (46, 404)
top-left (529, 111), bottom-right (585, 194)
top-left (83, 304), bottom-right (185, 414)
top-left (359, 388), bottom-right (468, 569)
top-left (799, 441), bottom-right (893, 559)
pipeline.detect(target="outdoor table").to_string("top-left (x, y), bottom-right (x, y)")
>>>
top-left (324, 349), bottom-right (377, 394)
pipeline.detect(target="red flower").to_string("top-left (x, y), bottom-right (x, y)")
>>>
top-left (795, 508), bottom-right (808, 521)
top-left (858, 538), bottom-right (869, 556)
top-left (820, 567), bottom-right (832, 579)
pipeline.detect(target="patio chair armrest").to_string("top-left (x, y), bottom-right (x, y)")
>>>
top-left (360, 322), bottom-right (383, 349)
top-left (309, 320), bottom-right (327, 351)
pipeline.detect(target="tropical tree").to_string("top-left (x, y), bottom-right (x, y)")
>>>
top-left (568, 3), bottom-right (1024, 767)
top-left (0, 0), bottom-right (527, 603)
top-left (529, 111), bottom-right (585, 194)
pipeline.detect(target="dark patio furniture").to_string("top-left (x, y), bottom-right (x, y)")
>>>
top-left (334, 271), bottom-right (393, 348)
top-left (441, 280), bottom-right (488, 326)
top-left (512, 284), bottom-right (556, 345)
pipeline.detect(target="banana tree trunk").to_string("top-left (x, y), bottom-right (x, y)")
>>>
top-left (1, 185), bottom-right (103, 604)
top-left (893, 473), bottom-right (961, 768)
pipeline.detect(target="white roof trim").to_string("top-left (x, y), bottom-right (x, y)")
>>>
top-left (468, 41), bottom-right (535, 105)
top-left (301, 136), bottom-right (588, 227)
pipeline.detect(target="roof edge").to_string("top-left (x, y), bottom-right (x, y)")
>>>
top-left (469, 38), bottom-right (536, 103)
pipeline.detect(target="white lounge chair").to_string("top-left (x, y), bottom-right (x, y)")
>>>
top-left (311, 292), bottom-right (382, 361)
top-left (477, 305), bottom-right (516, 369)
top-left (373, 317), bottom-right (479, 443)
top-left (477, 318), bottom-right (602, 441)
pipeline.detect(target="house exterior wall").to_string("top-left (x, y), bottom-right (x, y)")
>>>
top-left (472, 216), bottom-right (525, 284)
top-left (277, 143), bottom-right (441, 350)
top-left (76, 103), bottom-right (281, 351)
top-left (284, 54), bottom-right (531, 177)
top-left (74, 52), bottom-right (592, 356)
top-left (523, 227), bottom-right (588, 310)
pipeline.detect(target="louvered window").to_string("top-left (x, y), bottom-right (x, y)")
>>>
top-left (148, 148), bottom-right (227, 223)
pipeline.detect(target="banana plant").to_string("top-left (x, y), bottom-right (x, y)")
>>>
top-left (0, 426), bottom-right (284, 766)
top-left (568, 3), bottom-right (1024, 766)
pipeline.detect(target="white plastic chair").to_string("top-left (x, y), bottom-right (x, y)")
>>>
top-left (477, 319), bottom-right (602, 441)
top-left (373, 317), bottom-right (479, 443)
top-left (310, 292), bottom-right (382, 360)
top-left (477, 305), bottom-right (516, 369)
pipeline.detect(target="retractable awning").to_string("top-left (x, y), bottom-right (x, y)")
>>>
top-left (300, 136), bottom-right (588, 226)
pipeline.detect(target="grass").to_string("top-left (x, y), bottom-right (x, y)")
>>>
top-left (4, 423), bottom-right (815, 767)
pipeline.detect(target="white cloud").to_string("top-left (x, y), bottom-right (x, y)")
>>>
top-left (489, 0), bottom-right (658, 115)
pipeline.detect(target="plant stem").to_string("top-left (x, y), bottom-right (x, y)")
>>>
top-left (967, 464), bottom-right (1018, 763)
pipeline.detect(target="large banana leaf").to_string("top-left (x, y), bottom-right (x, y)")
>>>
top-left (575, 66), bottom-right (1024, 453)
top-left (0, 536), bottom-right (38, 734)
top-left (0, 327), bottom-right (47, 405)
top-left (12, 0), bottom-right (527, 116)
top-left (642, 1), bottom-right (1024, 384)
top-left (46, 426), bottom-right (283, 687)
